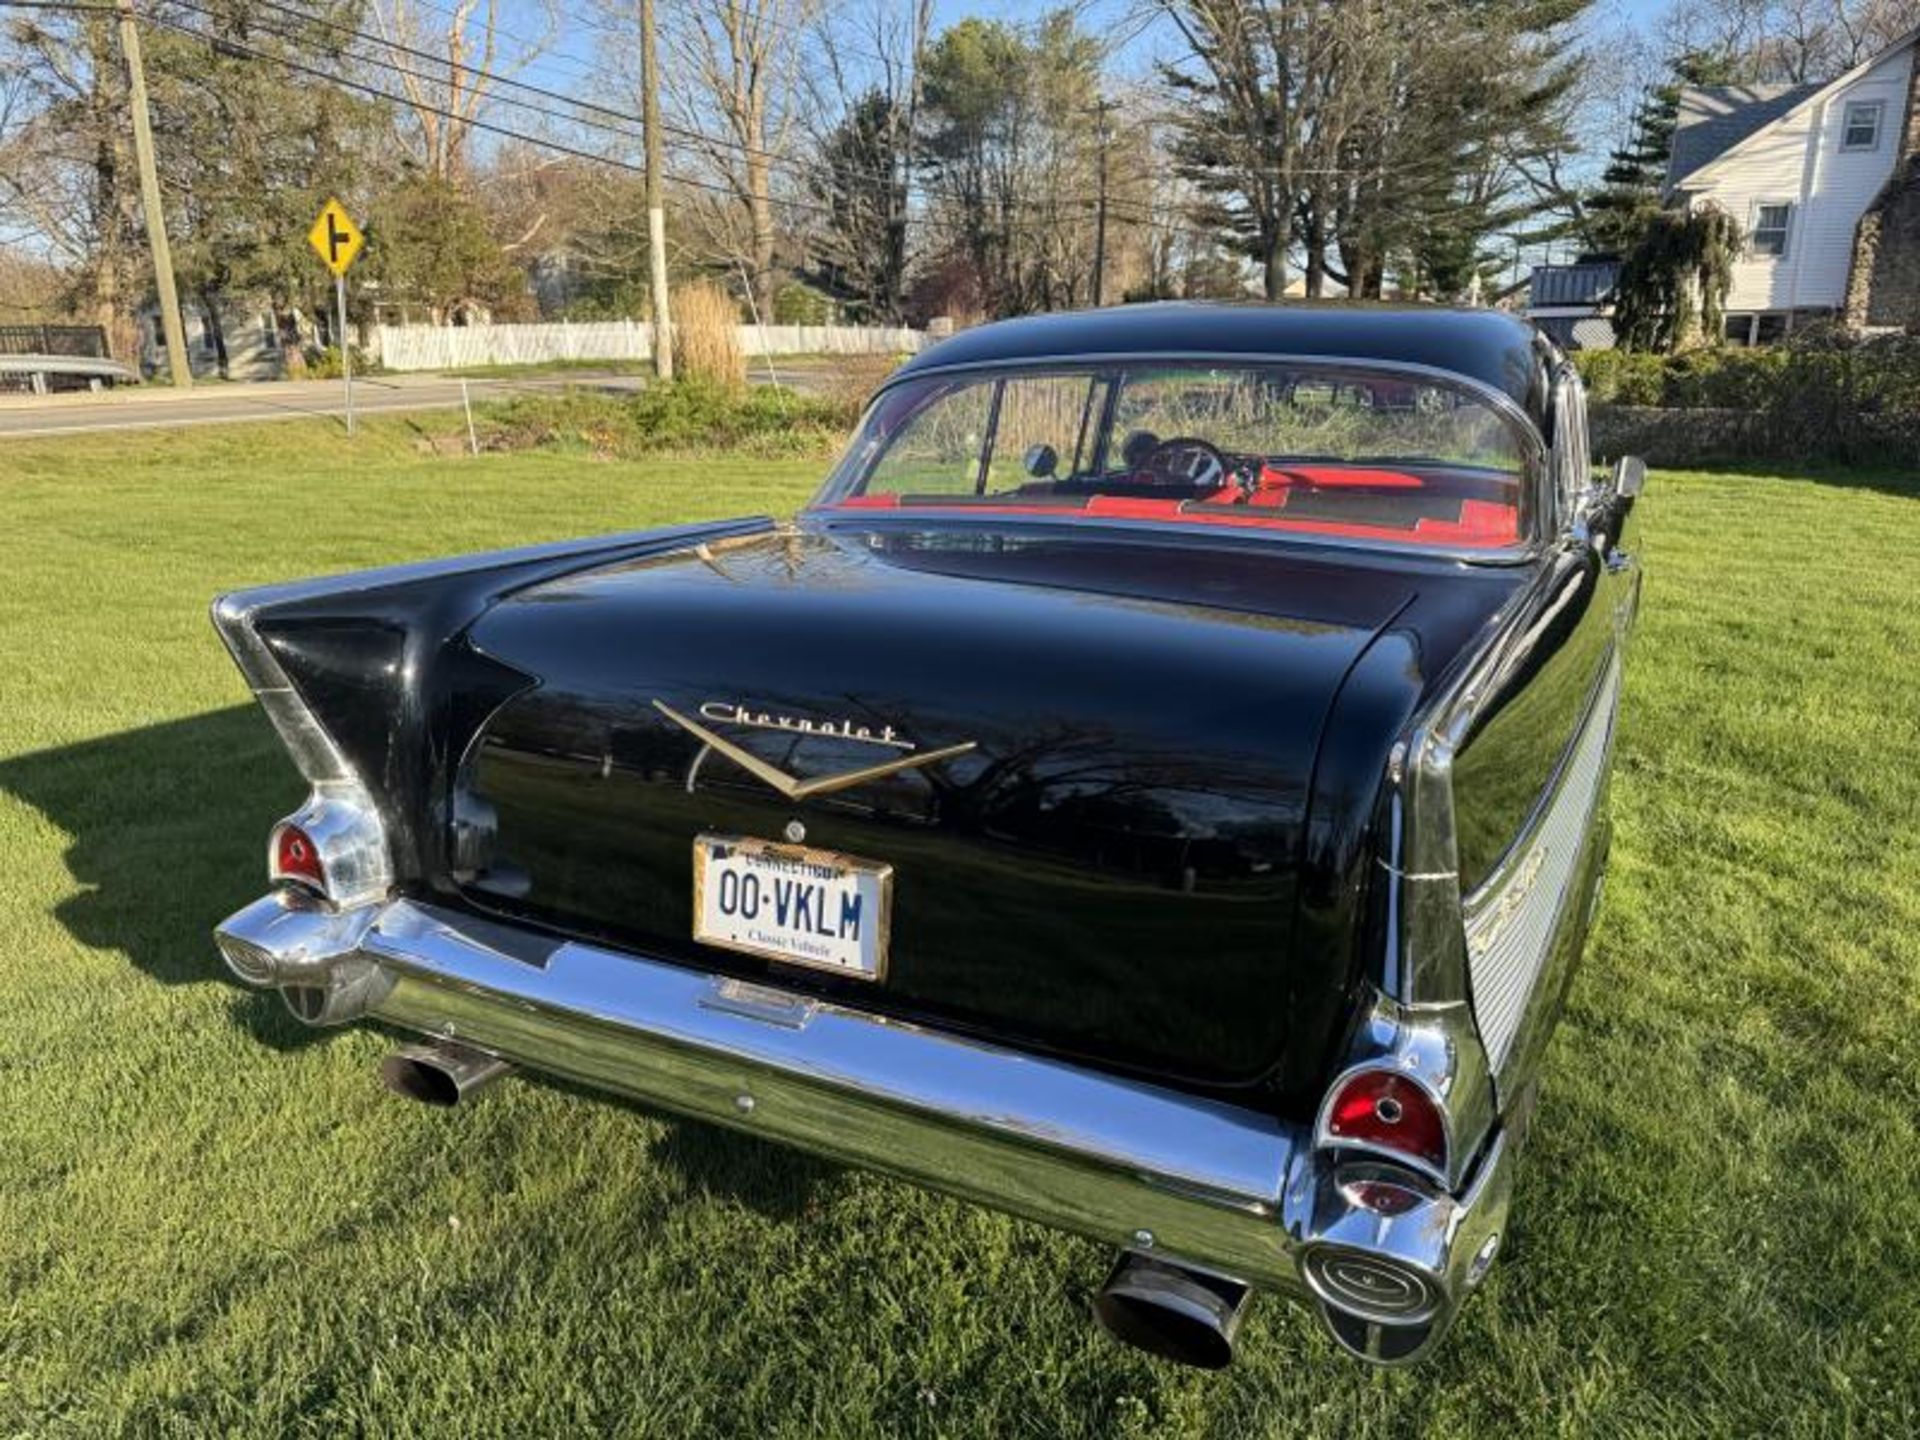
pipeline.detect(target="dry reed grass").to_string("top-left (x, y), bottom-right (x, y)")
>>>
top-left (670, 282), bottom-right (745, 387)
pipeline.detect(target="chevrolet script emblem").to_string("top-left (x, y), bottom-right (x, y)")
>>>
top-left (654, 700), bottom-right (976, 800)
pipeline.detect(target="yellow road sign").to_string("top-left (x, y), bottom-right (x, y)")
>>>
top-left (308, 198), bottom-right (365, 276)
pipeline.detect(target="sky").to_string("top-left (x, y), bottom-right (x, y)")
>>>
top-left (473, 0), bottom-right (1687, 276)
top-left (502, 0), bottom-right (1685, 113)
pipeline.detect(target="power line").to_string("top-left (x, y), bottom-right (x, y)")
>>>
top-left (4, 0), bottom-right (1189, 244)
top-left (143, 8), bottom-right (1171, 237)
top-left (160, 0), bottom-right (1172, 229)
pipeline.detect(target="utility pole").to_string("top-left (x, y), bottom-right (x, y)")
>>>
top-left (641, 0), bottom-right (673, 380)
top-left (1090, 98), bottom-right (1118, 309)
top-left (117, 0), bottom-right (190, 388)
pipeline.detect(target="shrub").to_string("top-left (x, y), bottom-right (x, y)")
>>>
top-left (818, 352), bottom-right (907, 424)
top-left (772, 283), bottom-right (836, 325)
top-left (670, 282), bottom-right (744, 387)
top-left (479, 378), bottom-right (849, 460)
top-left (1577, 329), bottom-right (1920, 464)
top-left (307, 344), bottom-right (381, 379)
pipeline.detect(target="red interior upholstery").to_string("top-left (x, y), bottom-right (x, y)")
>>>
top-left (826, 465), bottom-right (1519, 548)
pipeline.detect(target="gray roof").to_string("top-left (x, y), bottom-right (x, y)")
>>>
top-left (1528, 262), bottom-right (1620, 307)
top-left (1666, 84), bottom-right (1820, 188)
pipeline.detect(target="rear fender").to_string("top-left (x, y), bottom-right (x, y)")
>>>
top-left (212, 518), bottom-right (777, 887)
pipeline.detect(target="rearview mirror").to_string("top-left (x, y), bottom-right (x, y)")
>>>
top-left (1612, 455), bottom-right (1646, 499)
top-left (1023, 443), bottom-right (1059, 479)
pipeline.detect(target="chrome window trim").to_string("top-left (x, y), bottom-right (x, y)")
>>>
top-left (824, 350), bottom-right (1551, 554)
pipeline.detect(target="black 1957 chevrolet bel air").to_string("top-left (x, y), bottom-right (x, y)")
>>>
top-left (211, 303), bottom-right (1643, 1368)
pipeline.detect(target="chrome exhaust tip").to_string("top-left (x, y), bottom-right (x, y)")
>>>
top-left (1091, 1252), bottom-right (1251, 1370)
top-left (379, 1041), bottom-right (511, 1108)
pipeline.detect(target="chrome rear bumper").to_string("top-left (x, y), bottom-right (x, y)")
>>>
top-left (216, 891), bottom-right (1514, 1359)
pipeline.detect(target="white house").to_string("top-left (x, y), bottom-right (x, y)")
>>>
top-left (1665, 26), bottom-right (1920, 341)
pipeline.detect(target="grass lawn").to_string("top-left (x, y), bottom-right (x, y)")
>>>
top-left (2, 417), bottom-right (1916, 1436)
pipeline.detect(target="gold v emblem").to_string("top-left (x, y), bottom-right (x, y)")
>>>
top-left (653, 701), bottom-right (976, 799)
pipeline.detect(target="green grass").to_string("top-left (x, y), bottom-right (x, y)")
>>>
top-left (1, 422), bottom-right (1917, 1435)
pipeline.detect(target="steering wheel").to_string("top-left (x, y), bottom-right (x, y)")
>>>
top-left (1137, 436), bottom-right (1230, 491)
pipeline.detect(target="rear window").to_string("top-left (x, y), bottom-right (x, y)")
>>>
top-left (817, 363), bottom-right (1533, 550)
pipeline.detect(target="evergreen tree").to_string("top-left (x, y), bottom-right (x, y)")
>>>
top-left (805, 90), bottom-right (909, 323)
top-left (1584, 50), bottom-right (1737, 256)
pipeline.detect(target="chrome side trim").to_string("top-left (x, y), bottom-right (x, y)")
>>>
top-left (210, 591), bottom-right (355, 787)
top-left (1463, 654), bottom-right (1622, 1071)
top-left (1376, 551), bottom-right (1594, 1010)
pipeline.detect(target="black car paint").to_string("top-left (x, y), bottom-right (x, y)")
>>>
top-left (233, 309), bottom-right (1626, 1122)
top-left (301, 519), bottom-right (1516, 1107)
top-left (249, 519), bottom-right (777, 884)
top-left (248, 522), bottom-right (1606, 1115)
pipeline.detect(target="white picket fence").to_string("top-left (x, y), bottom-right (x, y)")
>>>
top-left (371, 321), bottom-right (923, 372)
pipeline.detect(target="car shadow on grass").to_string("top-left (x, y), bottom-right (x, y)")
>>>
top-left (525, 1072), bottom-right (843, 1224)
top-left (0, 703), bottom-right (320, 1049)
top-left (0, 704), bottom-right (843, 1217)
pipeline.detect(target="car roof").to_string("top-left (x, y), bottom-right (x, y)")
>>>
top-left (890, 302), bottom-right (1555, 427)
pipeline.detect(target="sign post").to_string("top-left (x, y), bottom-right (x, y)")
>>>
top-left (307, 197), bottom-right (366, 435)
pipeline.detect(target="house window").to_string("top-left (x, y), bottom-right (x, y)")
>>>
top-left (1750, 202), bottom-right (1793, 258)
top-left (1840, 100), bottom-right (1883, 151)
top-left (1723, 314), bottom-right (1757, 347)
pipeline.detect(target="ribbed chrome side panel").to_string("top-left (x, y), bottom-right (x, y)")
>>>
top-left (1462, 656), bottom-right (1620, 1070)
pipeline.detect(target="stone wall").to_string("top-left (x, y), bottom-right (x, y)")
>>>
top-left (1589, 405), bottom-right (1772, 467)
top-left (1846, 46), bottom-right (1920, 331)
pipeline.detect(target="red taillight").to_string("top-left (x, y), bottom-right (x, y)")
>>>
top-left (272, 823), bottom-right (326, 891)
top-left (1344, 1179), bottom-right (1425, 1217)
top-left (1324, 1070), bottom-right (1447, 1172)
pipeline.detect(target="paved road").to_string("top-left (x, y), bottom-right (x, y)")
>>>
top-left (0, 371), bottom-right (649, 439)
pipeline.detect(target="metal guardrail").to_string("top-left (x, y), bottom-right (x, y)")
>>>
top-left (0, 354), bottom-right (138, 394)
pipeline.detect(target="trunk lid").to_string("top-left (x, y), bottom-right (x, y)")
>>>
top-left (453, 523), bottom-right (1417, 1092)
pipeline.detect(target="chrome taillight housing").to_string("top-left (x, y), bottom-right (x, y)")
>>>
top-left (267, 786), bottom-right (392, 908)
top-left (1319, 1067), bottom-right (1449, 1175)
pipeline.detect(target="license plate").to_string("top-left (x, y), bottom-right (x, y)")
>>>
top-left (692, 835), bottom-right (892, 981)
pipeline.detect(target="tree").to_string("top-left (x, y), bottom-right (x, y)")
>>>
top-left (0, 4), bottom-right (143, 356)
top-left (1664, 0), bottom-right (1920, 84)
top-left (364, 172), bottom-right (531, 322)
top-left (796, 0), bottom-right (930, 323)
top-left (917, 11), bottom-right (1112, 316)
top-left (140, 2), bottom-right (385, 373)
top-left (1612, 201), bottom-right (1743, 350)
top-left (1583, 50), bottom-right (1737, 256)
top-left (1156, 0), bottom-right (1320, 300)
top-left (806, 89), bottom-right (908, 321)
top-left (662, 0), bottom-right (821, 317)
top-left (370, 0), bottom-right (558, 182)
top-left (1157, 0), bottom-right (1591, 301)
